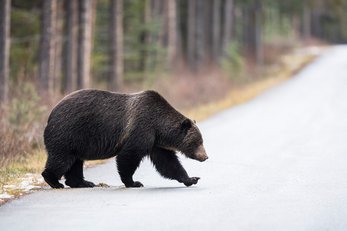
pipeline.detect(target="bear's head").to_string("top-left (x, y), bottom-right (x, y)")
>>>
top-left (177, 119), bottom-right (208, 162)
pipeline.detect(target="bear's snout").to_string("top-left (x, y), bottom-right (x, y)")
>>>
top-left (195, 145), bottom-right (208, 162)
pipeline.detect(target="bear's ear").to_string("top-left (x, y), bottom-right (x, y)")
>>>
top-left (181, 119), bottom-right (192, 131)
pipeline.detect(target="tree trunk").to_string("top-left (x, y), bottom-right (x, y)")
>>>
top-left (212, 0), bottom-right (221, 60)
top-left (222, 0), bottom-right (233, 56)
top-left (204, 0), bottom-right (213, 62)
top-left (150, 0), bottom-right (160, 66)
top-left (143, 0), bottom-right (150, 73)
top-left (243, 1), bottom-right (262, 66)
top-left (311, 4), bottom-right (322, 39)
top-left (187, 0), bottom-right (196, 71)
top-left (39, 0), bottom-right (57, 97)
top-left (175, 0), bottom-right (183, 64)
top-left (195, 0), bottom-right (205, 67)
top-left (157, 0), bottom-right (165, 49)
top-left (54, 0), bottom-right (64, 94)
top-left (248, 7), bottom-right (256, 54)
top-left (0, 0), bottom-right (10, 104)
top-left (302, 0), bottom-right (311, 41)
top-left (166, 0), bottom-right (177, 69)
top-left (292, 15), bottom-right (300, 40)
top-left (254, 1), bottom-right (262, 66)
top-left (109, 0), bottom-right (123, 91)
top-left (63, 0), bottom-right (78, 93)
top-left (77, 0), bottom-right (94, 89)
top-left (139, 0), bottom-right (150, 74)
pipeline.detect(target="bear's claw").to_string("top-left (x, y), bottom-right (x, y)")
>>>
top-left (125, 181), bottom-right (144, 188)
top-left (183, 177), bottom-right (200, 187)
top-left (79, 180), bottom-right (96, 188)
top-left (66, 179), bottom-right (96, 188)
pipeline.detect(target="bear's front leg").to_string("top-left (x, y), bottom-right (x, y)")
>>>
top-left (150, 147), bottom-right (200, 187)
top-left (116, 152), bottom-right (144, 188)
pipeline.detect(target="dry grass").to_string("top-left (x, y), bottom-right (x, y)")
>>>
top-left (184, 76), bottom-right (287, 121)
top-left (0, 148), bottom-right (46, 204)
top-left (153, 69), bottom-right (232, 111)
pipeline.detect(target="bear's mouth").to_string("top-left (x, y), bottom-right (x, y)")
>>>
top-left (197, 155), bottom-right (208, 162)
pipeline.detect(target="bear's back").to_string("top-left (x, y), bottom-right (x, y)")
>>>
top-left (48, 89), bottom-right (126, 122)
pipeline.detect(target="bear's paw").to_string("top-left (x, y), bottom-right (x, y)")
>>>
top-left (183, 177), bottom-right (200, 187)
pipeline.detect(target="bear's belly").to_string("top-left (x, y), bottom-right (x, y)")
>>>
top-left (77, 138), bottom-right (120, 160)
top-left (81, 153), bottom-right (116, 160)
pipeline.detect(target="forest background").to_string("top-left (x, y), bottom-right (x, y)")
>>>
top-left (0, 0), bottom-right (346, 193)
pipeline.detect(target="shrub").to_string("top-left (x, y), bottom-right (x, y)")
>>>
top-left (221, 41), bottom-right (245, 81)
top-left (0, 82), bottom-right (47, 168)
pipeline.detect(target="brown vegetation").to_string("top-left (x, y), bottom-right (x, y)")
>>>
top-left (0, 82), bottom-right (47, 168)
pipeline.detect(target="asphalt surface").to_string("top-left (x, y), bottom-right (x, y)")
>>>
top-left (1, 46), bottom-right (347, 231)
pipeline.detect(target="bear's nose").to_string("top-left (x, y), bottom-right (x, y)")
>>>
top-left (195, 145), bottom-right (208, 162)
top-left (200, 155), bottom-right (208, 162)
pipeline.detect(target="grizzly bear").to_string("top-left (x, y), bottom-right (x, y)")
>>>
top-left (42, 89), bottom-right (208, 188)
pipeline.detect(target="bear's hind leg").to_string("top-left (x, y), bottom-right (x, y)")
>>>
top-left (42, 154), bottom-right (76, 189)
top-left (65, 159), bottom-right (95, 188)
top-left (42, 169), bottom-right (64, 189)
top-left (150, 147), bottom-right (200, 187)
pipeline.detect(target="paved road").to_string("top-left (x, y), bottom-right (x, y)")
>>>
top-left (1, 46), bottom-right (347, 231)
